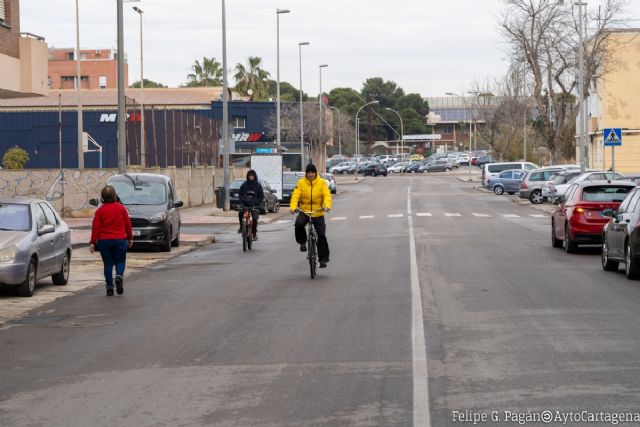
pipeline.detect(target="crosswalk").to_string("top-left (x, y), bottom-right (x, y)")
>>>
top-left (273, 212), bottom-right (549, 224)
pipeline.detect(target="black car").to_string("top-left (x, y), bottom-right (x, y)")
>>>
top-left (91, 173), bottom-right (183, 252)
top-left (406, 161), bottom-right (426, 173)
top-left (229, 179), bottom-right (280, 213)
top-left (363, 163), bottom-right (388, 177)
top-left (602, 186), bottom-right (640, 279)
top-left (282, 172), bottom-right (303, 204)
top-left (477, 155), bottom-right (494, 168)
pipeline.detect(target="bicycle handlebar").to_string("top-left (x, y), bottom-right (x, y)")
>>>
top-left (295, 207), bottom-right (329, 216)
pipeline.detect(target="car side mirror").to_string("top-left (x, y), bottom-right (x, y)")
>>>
top-left (89, 198), bottom-right (99, 207)
top-left (173, 201), bottom-right (184, 208)
top-left (38, 224), bottom-right (55, 235)
top-left (554, 196), bottom-right (564, 205)
top-left (602, 208), bottom-right (615, 218)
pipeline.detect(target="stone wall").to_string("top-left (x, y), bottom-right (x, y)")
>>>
top-left (0, 166), bottom-right (247, 217)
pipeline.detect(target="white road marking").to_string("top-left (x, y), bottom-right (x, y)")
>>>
top-left (530, 214), bottom-right (547, 218)
top-left (408, 183), bottom-right (431, 427)
top-left (416, 213), bottom-right (432, 217)
top-left (502, 214), bottom-right (520, 218)
top-left (472, 213), bottom-right (491, 218)
top-left (359, 215), bottom-right (375, 219)
top-left (275, 220), bottom-right (292, 224)
top-left (331, 217), bottom-right (347, 221)
top-left (389, 214), bottom-right (404, 218)
top-left (445, 213), bottom-right (461, 217)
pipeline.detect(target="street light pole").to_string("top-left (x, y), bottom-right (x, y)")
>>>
top-left (576, 1), bottom-right (588, 173)
top-left (222, 0), bottom-right (230, 210)
top-left (355, 100), bottom-right (379, 157)
top-left (75, 0), bottom-right (84, 169)
top-left (298, 41), bottom-right (309, 169)
top-left (116, 0), bottom-right (126, 173)
top-left (319, 64), bottom-right (328, 167)
top-left (133, 6), bottom-right (145, 167)
top-left (276, 9), bottom-right (290, 149)
top-left (385, 107), bottom-right (404, 157)
top-left (329, 106), bottom-right (341, 156)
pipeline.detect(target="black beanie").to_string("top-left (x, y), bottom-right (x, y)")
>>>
top-left (305, 163), bottom-right (317, 174)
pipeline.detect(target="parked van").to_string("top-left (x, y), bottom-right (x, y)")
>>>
top-left (482, 162), bottom-right (539, 187)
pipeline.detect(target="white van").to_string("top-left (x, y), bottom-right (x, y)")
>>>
top-left (482, 162), bottom-right (539, 187)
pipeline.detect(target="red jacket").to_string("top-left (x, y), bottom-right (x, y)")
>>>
top-left (90, 202), bottom-right (133, 244)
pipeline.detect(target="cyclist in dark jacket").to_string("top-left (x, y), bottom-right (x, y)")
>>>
top-left (238, 170), bottom-right (264, 240)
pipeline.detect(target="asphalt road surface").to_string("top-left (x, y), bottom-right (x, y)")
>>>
top-left (2, 175), bottom-right (640, 427)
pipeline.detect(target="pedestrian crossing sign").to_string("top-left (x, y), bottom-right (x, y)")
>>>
top-left (604, 128), bottom-right (622, 147)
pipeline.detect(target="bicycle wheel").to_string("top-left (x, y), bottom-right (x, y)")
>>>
top-left (308, 236), bottom-right (317, 279)
top-left (241, 221), bottom-right (247, 252)
top-left (247, 221), bottom-right (253, 251)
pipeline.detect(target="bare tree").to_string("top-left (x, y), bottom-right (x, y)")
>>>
top-left (500, 0), bottom-right (624, 162)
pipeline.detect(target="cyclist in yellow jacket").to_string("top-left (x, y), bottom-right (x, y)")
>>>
top-left (289, 163), bottom-right (333, 268)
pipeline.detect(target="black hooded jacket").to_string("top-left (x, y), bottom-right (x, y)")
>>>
top-left (239, 170), bottom-right (265, 208)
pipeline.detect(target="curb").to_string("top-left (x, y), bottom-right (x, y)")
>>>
top-left (71, 235), bottom-right (216, 250)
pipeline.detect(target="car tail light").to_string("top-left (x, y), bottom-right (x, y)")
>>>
top-left (520, 182), bottom-right (528, 189)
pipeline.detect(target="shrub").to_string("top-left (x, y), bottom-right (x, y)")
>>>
top-left (2, 146), bottom-right (30, 169)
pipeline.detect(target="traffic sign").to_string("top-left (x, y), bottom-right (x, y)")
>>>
top-left (256, 147), bottom-right (276, 154)
top-left (604, 128), bottom-right (622, 147)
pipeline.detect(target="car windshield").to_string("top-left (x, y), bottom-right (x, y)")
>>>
top-left (230, 180), bottom-right (244, 190)
top-left (581, 185), bottom-right (633, 202)
top-left (110, 179), bottom-right (167, 205)
top-left (283, 174), bottom-right (300, 185)
top-left (0, 203), bottom-right (31, 232)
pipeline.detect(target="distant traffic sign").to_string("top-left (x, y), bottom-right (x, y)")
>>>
top-left (255, 148), bottom-right (276, 154)
top-left (604, 128), bottom-right (622, 147)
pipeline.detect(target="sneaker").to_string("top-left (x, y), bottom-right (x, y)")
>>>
top-left (319, 262), bottom-right (327, 268)
top-left (115, 276), bottom-right (124, 295)
top-left (106, 288), bottom-right (114, 296)
top-left (300, 244), bottom-right (307, 252)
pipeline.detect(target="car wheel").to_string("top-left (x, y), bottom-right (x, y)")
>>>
top-left (494, 185), bottom-right (504, 196)
top-left (52, 251), bottom-right (70, 286)
top-left (625, 240), bottom-right (640, 279)
top-left (602, 238), bottom-right (619, 271)
top-left (272, 201), bottom-right (280, 213)
top-left (17, 258), bottom-right (37, 297)
top-left (530, 190), bottom-right (543, 204)
top-left (171, 226), bottom-right (181, 247)
top-left (160, 227), bottom-right (172, 252)
top-left (551, 219), bottom-right (563, 248)
top-left (564, 223), bottom-right (578, 253)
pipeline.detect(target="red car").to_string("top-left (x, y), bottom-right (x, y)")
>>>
top-left (551, 180), bottom-right (635, 253)
top-left (470, 157), bottom-right (478, 166)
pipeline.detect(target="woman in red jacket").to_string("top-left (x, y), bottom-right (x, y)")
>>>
top-left (90, 186), bottom-right (133, 296)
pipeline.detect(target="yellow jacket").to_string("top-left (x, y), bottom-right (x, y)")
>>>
top-left (290, 176), bottom-right (332, 217)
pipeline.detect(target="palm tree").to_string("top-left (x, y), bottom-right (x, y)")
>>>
top-left (186, 57), bottom-right (223, 87)
top-left (234, 56), bottom-right (271, 100)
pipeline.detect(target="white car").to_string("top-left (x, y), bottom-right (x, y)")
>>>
top-left (388, 162), bottom-right (409, 173)
top-left (456, 154), bottom-right (470, 166)
top-left (329, 162), bottom-right (354, 174)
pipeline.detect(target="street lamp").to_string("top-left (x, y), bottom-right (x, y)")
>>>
top-left (221, 0), bottom-right (230, 210)
top-left (75, 0), bottom-right (84, 169)
top-left (576, 1), bottom-right (588, 173)
top-left (276, 9), bottom-right (290, 148)
top-left (132, 6), bottom-right (145, 167)
top-left (298, 41), bottom-right (310, 168)
top-left (355, 100), bottom-right (379, 158)
top-left (319, 64), bottom-right (328, 143)
top-left (385, 107), bottom-right (404, 159)
top-left (329, 106), bottom-right (341, 156)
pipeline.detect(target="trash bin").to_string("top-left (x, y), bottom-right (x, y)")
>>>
top-left (215, 186), bottom-right (225, 209)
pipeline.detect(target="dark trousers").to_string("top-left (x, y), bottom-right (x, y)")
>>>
top-left (295, 214), bottom-right (330, 261)
top-left (97, 239), bottom-right (128, 288)
top-left (238, 208), bottom-right (259, 235)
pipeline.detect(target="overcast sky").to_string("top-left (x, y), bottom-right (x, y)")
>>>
top-left (20, 0), bottom-right (640, 98)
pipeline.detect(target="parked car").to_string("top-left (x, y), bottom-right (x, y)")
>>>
top-left (476, 155), bottom-right (494, 168)
top-left (0, 197), bottom-right (71, 297)
top-left (547, 171), bottom-right (626, 204)
top-left (229, 178), bottom-right (280, 214)
top-left (470, 156), bottom-right (478, 166)
top-left (376, 155), bottom-right (395, 165)
top-left (282, 172), bottom-right (304, 204)
top-left (620, 174), bottom-right (640, 186)
top-left (406, 161), bottom-right (426, 173)
top-left (320, 173), bottom-right (337, 194)
top-left (363, 163), bottom-right (388, 177)
top-left (388, 162), bottom-right (410, 173)
top-left (482, 162), bottom-right (539, 187)
top-left (457, 154), bottom-right (471, 166)
top-left (551, 180), bottom-right (634, 253)
top-left (542, 170), bottom-right (583, 202)
top-left (93, 173), bottom-right (183, 252)
top-left (423, 159), bottom-right (454, 173)
top-left (329, 162), bottom-right (354, 175)
top-left (519, 166), bottom-right (580, 204)
top-left (601, 186), bottom-right (640, 278)
top-left (487, 169), bottom-right (526, 195)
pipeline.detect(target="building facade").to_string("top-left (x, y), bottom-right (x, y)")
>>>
top-left (586, 30), bottom-right (640, 173)
top-left (48, 48), bottom-right (128, 90)
top-left (0, 0), bottom-right (48, 98)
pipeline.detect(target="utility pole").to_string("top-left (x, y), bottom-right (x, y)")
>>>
top-left (116, 0), bottom-right (126, 173)
top-left (222, 0), bottom-right (231, 210)
top-left (75, 0), bottom-right (84, 169)
top-left (577, 1), bottom-right (588, 173)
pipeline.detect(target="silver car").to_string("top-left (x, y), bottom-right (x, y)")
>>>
top-left (0, 197), bottom-right (71, 297)
top-left (320, 173), bottom-right (337, 194)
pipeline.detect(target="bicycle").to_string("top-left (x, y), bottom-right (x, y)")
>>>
top-left (295, 208), bottom-right (327, 279)
top-left (240, 207), bottom-right (259, 252)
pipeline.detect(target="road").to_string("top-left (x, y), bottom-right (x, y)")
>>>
top-left (2, 175), bottom-right (640, 426)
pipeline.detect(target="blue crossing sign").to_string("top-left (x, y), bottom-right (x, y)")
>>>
top-left (604, 128), bottom-right (622, 147)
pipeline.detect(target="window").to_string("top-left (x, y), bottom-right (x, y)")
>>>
top-left (47, 77), bottom-right (52, 89)
top-left (630, 191), bottom-right (640, 213)
top-left (581, 186), bottom-right (632, 202)
top-left (34, 205), bottom-right (47, 229)
top-left (99, 76), bottom-right (107, 89)
top-left (39, 203), bottom-right (58, 226)
top-left (67, 52), bottom-right (75, 61)
top-left (529, 171), bottom-right (544, 181)
top-left (0, 0), bottom-right (6, 23)
top-left (232, 117), bottom-right (246, 129)
top-left (0, 203), bottom-right (30, 232)
top-left (514, 171), bottom-right (525, 179)
top-left (500, 171), bottom-right (513, 179)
